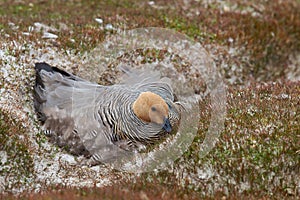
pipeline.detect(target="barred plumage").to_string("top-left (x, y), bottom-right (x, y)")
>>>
top-left (34, 62), bottom-right (181, 164)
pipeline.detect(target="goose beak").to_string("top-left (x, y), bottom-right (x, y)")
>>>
top-left (163, 117), bottom-right (172, 133)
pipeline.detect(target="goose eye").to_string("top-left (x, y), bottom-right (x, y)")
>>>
top-left (151, 107), bottom-right (156, 112)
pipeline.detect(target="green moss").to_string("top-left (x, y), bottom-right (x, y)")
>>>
top-left (0, 109), bottom-right (34, 192)
top-left (162, 15), bottom-right (216, 41)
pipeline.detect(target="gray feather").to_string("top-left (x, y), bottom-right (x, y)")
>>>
top-left (34, 63), bottom-right (181, 164)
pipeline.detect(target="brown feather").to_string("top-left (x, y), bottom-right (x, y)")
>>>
top-left (132, 92), bottom-right (169, 124)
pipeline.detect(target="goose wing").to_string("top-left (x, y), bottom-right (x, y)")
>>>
top-left (35, 63), bottom-right (125, 160)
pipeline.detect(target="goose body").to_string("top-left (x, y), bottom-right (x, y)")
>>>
top-left (34, 62), bottom-right (181, 163)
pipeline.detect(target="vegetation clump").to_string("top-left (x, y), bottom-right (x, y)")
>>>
top-left (0, 109), bottom-right (34, 194)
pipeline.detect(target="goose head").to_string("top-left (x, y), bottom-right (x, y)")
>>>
top-left (133, 91), bottom-right (172, 132)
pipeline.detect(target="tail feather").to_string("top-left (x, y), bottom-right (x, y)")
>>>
top-left (35, 62), bottom-right (78, 88)
top-left (34, 62), bottom-right (78, 123)
top-left (34, 63), bottom-right (53, 123)
top-left (33, 62), bottom-right (98, 124)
